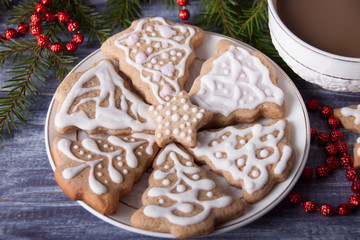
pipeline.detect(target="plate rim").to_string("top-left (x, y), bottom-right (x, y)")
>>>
top-left (44, 31), bottom-right (310, 238)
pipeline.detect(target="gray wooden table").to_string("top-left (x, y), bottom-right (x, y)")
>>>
top-left (1, 1), bottom-right (360, 239)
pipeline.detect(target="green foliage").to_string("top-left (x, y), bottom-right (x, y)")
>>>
top-left (104, 0), bottom-right (143, 31)
top-left (0, 0), bottom-right (110, 138)
top-left (0, 0), bottom-right (12, 10)
top-left (104, 0), bottom-right (178, 32)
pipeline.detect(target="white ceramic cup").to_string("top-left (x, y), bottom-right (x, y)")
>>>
top-left (268, 0), bottom-right (360, 92)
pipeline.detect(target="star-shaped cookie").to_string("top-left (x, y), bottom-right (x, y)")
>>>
top-left (148, 90), bottom-right (213, 148)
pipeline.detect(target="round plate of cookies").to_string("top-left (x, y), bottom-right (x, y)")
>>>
top-left (45, 17), bottom-right (310, 238)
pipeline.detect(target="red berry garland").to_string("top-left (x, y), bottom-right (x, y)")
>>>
top-left (177, 0), bottom-right (190, 24)
top-left (1, 1), bottom-right (83, 54)
top-left (289, 99), bottom-right (359, 216)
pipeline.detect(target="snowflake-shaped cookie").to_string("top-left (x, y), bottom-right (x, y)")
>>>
top-left (148, 90), bottom-right (213, 148)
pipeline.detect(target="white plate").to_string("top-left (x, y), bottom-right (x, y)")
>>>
top-left (45, 32), bottom-right (310, 238)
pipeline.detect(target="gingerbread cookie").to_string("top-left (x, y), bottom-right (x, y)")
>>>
top-left (131, 143), bottom-right (245, 238)
top-left (189, 39), bottom-right (285, 127)
top-left (334, 104), bottom-right (360, 134)
top-left (186, 119), bottom-right (295, 203)
top-left (101, 17), bottom-right (205, 105)
top-left (354, 137), bottom-right (360, 169)
top-left (53, 133), bottom-right (159, 214)
top-left (148, 90), bottom-right (213, 148)
top-left (54, 60), bottom-right (156, 135)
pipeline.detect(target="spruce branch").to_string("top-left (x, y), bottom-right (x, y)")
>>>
top-left (0, 38), bottom-right (38, 69)
top-left (0, 0), bottom-right (12, 11)
top-left (0, 46), bottom-right (49, 138)
top-left (197, 0), bottom-right (240, 37)
top-left (7, 1), bottom-right (36, 24)
top-left (237, 0), bottom-right (267, 42)
top-left (67, 0), bottom-right (111, 43)
top-left (104, 0), bottom-right (143, 32)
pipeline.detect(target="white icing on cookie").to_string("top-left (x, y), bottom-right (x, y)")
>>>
top-left (341, 105), bottom-right (360, 125)
top-left (113, 17), bottom-right (197, 103)
top-left (143, 144), bottom-right (233, 225)
top-left (57, 133), bottom-right (155, 195)
top-left (55, 60), bottom-right (156, 132)
top-left (190, 120), bottom-right (292, 194)
top-left (191, 45), bottom-right (284, 116)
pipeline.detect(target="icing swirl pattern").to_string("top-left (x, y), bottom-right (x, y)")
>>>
top-left (191, 45), bottom-right (284, 116)
top-left (113, 17), bottom-right (197, 103)
top-left (189, 120), bottom-right (293, 196)
top-left (142, 143), bottom-right (234, 225)
top-left (55, 60), bottom-right (156, 133)
top-left (56, 133), bottom-right (156, 195)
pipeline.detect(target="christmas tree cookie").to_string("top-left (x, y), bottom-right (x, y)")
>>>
top-left (101, 17), bottom-right (205, 105)
top-left (334, 104), bottom-right (360, 134)
top-left (54, 60), bottom-right (156, 135)
top-left (186, 119), bottom-right (295, 203)
top-left (189, 39), bottom-right (285, 127)
top-left (53, 133), bottom-right (159, 214)
top-left (131, 143), bottom-right (245, 238)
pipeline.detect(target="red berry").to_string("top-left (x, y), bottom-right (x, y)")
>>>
top-left (30, 24), bottom-right (43, 36)
top-left (320, 204), bottom-right (335, 217)
top-left (57, 11), bottom-right (70, 23)
top-left (45, 11), bottom-right (56, 22)
top-left (4, 28), bottom-right (17, 39)
top-left (50, 42), bottom-right (64, 53)
top-left (302, 166), bottom-right (313, 180)
top-left (67, 21), bottom-right (81, 32)
top-left (321, 105), bottom-right (333, 118)
top-left (35, 3), bottom-right (46, 14)
top-left (352, 181), bottom-right (360, 193)
top-left (41, 0), bottom-right (52, 6)
top-left (303, 201), bottom-right (317, 213)
top-left (0, 34), bottom-right (2, 40)
top-left (176, 0), bottom-right (189, 6)
top-left (325, 143), bottom-right (337, 156)
top-left (37, 35), bottom-right (49, 48)
top-left (179, 9), bottom-right (190, 21)
top-left (346, 167), bottom-right (359, 181)
top-left (337, 203), bottom-right (351, 215)
top-left (31, 12), bottom-right (43, 24)
top-left (317, 133), bottom-right (330, 145)
top-left (305, 99), bottom-right (320, 111)
top-left (340, 155), bottom-right (353, 168)
top-left (349, 194), bottom-right (360, 207)
top-left (289, 192), bottom-right (302, 205)
top-left (310, 128), bottom-right (317, 141)
top-left (17, 22), bottom-right (29, 34)
top-left (328, 116), bottom-right (340, 129)
top-left (325, 156), bottom-right (338, 170)
top-left (66, 42), bottom-right (78, 52)
top-left (315, 165), bottom-right (330, 178)
top-left (330, 129), bottom-right (343, 142)
top-left (72, 33), bottom-right (84, 44)
top-left (336, 142), bottom-right (348, 155)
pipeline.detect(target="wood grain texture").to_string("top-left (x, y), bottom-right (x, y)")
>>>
top-left (1, 1), bottom-right (360, 239)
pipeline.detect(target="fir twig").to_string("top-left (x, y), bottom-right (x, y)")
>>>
top-left (104, 0), bottom-right (143, 32)
top-left (0, 46), bottom-right (49, 138)
top-left (197, 0), bottom-right (240, 37)
top-left (7, 1), bottom-right (35, 24)
top-left (0, 0), bottom-right (12, 11)
top-left (67, 0), bottom-right (110, 43)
